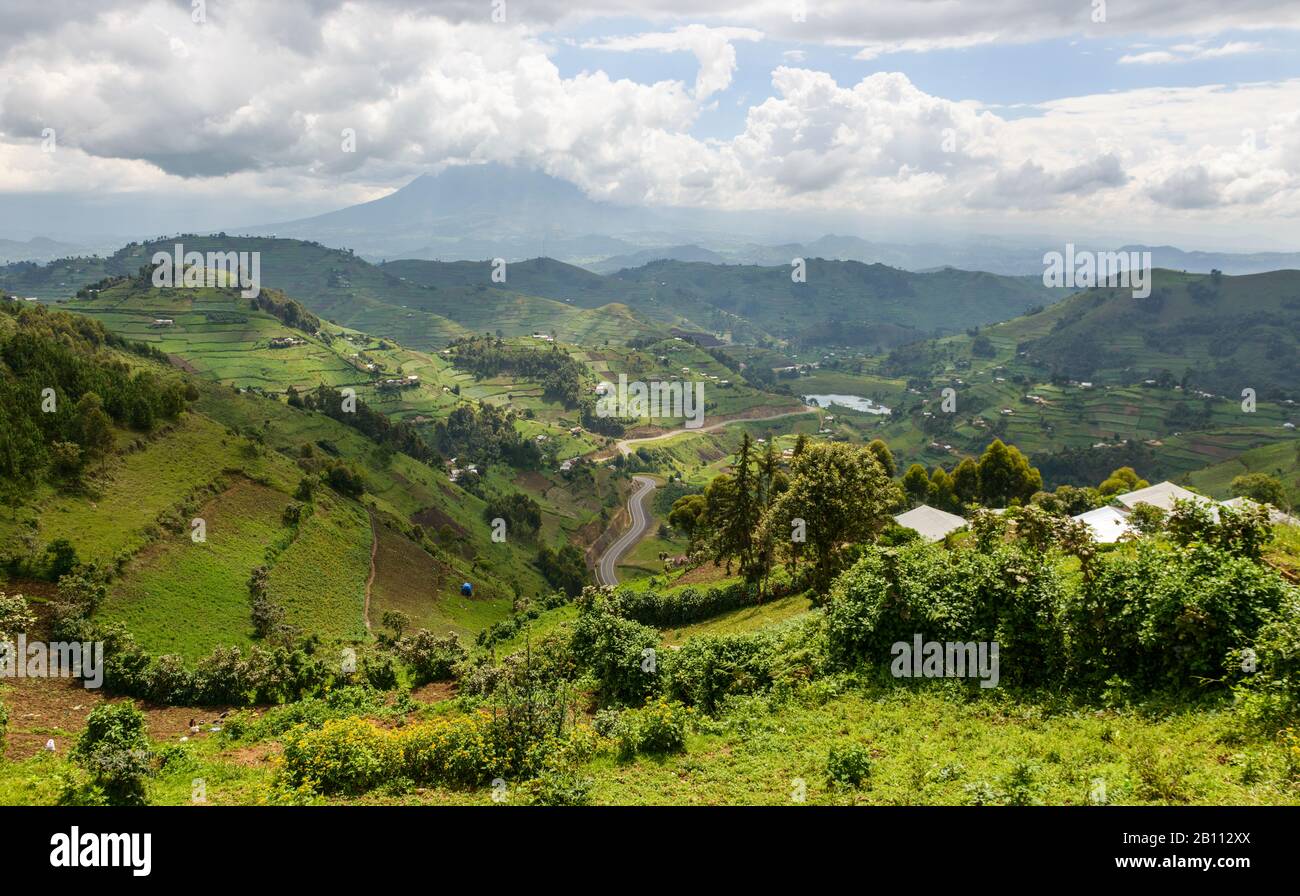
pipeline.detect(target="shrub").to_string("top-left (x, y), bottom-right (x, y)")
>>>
top-left (280, 717), bottom-right (400, 795)
top-left (279, 712), bottom-right (501, 795)
top-left (826, 743), bottom-right (873, 788)
top-left (70, 701), bottom-right (152, 806)
top-left (519, 768), bottom-right (594, 806)
top-left (396, 630), bottom-right (467, 685)
top-left (826, 542), bottom-right (1068, 688)
top-left (401, 714), bottom-right (497, 788)
top-left (0, 590), bottom-right (34, 641)
top-left (615, 698), bottom-right (690, 759)
top-left (608, 581), bottom-right (760, 628)
top-left (1069, 542), bottom-right (1292, 690)
top-left (570, 595), bottom-right (660, 705)
top-left (1233, 594), bottom-right (1300, 731)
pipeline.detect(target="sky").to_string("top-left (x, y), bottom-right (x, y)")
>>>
top-left (1, 0), bottom-right (1299, 250)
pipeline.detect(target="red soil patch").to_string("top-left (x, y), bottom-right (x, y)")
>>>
top-left (1, 675), bottom-right (248, 761)
top-left (411, 505), bottom-right (468, 537)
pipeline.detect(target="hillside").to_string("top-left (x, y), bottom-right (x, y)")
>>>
top-left (384, 256), bottom-right (1059, 350)
top-left (0, 236), bottom-right (666, 350)
top-left (0, 295), bottom-right (577, 660)
top-left (831, 268), bottom-right (1300, 483)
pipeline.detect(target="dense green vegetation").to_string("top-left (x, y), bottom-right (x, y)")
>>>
top-left (2, 244), bottom-right (1298, 809)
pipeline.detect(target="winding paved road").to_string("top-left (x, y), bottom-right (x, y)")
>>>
top-left (596, 475), bottom-right (657, 587)
top-left (593, 406), bottom-right (817, 587)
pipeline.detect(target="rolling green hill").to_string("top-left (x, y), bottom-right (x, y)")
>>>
top-left (852, 269), bottom-right (1300, 483)
top-left (0, 236), bottom-right (666, 351)
top-left (385, 256), bottom-right (1058, 350)
top-left (0, 295), bottom-right (570, 660)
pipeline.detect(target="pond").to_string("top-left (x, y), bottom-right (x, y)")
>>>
top-left (802, 393), bottom-right (892, 415)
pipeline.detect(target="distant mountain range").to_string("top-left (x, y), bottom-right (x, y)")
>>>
top-left (231, 164), bottom-right (1300, 276)
top-left (0, 236), bottom-right (98, 265)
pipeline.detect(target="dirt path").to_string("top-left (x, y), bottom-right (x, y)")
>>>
top-left (596, 475), bottom-right (657, 588)
top-left (364, 511), bottom-right (377, 632)
top-left (611, 406), bottom-right (817, 456)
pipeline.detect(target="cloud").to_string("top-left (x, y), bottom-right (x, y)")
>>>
top-left (582, 25), bottom-right (762, 99)
top-left (1, 0), bottom-right (1300, 244)
top-left (1119, 40), bottom-right (1265, 64)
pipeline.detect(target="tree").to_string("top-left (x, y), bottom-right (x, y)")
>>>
top-left (1230, 473), bottom-right (1288, 509)
top-left (928, 466), bottom-right (958, 512)
top-left (761, 442), bottom-right (902, 591)
top-left (1098, 466), bottom-right (1148, 497)
top-left (0, 591), bottom-right (35, 643)
top-left (74, 392), bottom-right (115, 464)
top-left (707, 434), bottom-right (761, 578)
top-left (668, 494), bottom-right (707, 545)
top-left (71, 701), bottom-right (151, 805)
top-left (902, 463), bottom-right (931, 507)
top-left (952, 457), bottom-right (980, 506)
top-left (866, 439), bottom-right (896, 478)
top-left (44, 539), bottom-right (79, 581)
top-left (976, 439), bottom-right (1042, 508)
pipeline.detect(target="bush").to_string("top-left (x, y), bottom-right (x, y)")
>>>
top-left (607, 582), bottom-right (760, 628)
top-left (615, 698), bottom-right (690, 759)
top-left (519, 768), bottom-right (594, 806)
top-left (1234, 594), bottom-right (1300, 731)
top-left (70, 701), bottom-right (152, 806)
top-left (279, 712), bottom-right (501, 795)
top-left (1069, 542), bottom-right (1291, 690)
top-left (0, 590), bottom-right (34, 641)
top-left (570, 594), bottom-right (660, 705)
top-left (400, 713), bottom-right (498, 788)
top-left (826, 542), bottom-right (1068, 688)
top-left (826, 743), bottom-right (873, 788)
top-left (280, 717), bottom-right (399, 795)
top-left (395, 630), bottom-right (467, 685)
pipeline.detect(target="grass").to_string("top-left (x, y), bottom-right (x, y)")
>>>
top-left (661, 594), bottom-right (814, 644)
top-left (264, 490), bottom-right (372, 644)
top-left (368, 520), bottom-right (513, 639)
top-left (578, 686), bottom-right (1296, 806)
top-left (13, 413), bottom-right (289, 568)
top-left (4, 680), bottom-right (1293, 806)
top-left (97, 478), bottom-right (289, 658)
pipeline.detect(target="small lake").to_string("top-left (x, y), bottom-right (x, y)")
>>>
top-left (803, 394), bottom-right (892, 415)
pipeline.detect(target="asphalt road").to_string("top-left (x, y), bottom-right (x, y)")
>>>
top-left (596, 475), bottom-right (657, 587)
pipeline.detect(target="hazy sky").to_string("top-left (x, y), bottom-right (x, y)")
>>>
top-left (2, 0), bottom-right (1299, 249)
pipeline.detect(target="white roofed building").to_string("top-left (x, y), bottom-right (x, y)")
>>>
top-left (1072, 506), bottom-right (1135, 544)
top-left (893, 504), bottom-right (967, 543)
top-left (1114, 481), bottom-right (1215, 513)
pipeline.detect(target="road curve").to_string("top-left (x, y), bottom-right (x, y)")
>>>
top-left (596, 475), bottom-right (657, 587)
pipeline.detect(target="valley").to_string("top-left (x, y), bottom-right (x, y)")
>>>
top-left (1, 234), bottom-right (1297, 811)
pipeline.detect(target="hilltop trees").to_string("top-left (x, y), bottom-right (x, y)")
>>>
top-left (952, 457), bottom-right (980, 505)
top-left (1231, 472), bottom-right (1288, 509)
top-left (1099, 466), bottom-right (1148, 497)
top-left (0, 302), bottom-right (193, 489)
top-left (975, 439), bottom-right (1042, 507)
top-left (902, 464), bottom-right (930, 507)
top-left (762, 442), bottom-right (901, 590)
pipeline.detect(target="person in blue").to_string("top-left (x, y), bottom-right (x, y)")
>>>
top-left (460, 582), bottom-right (473, 597)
